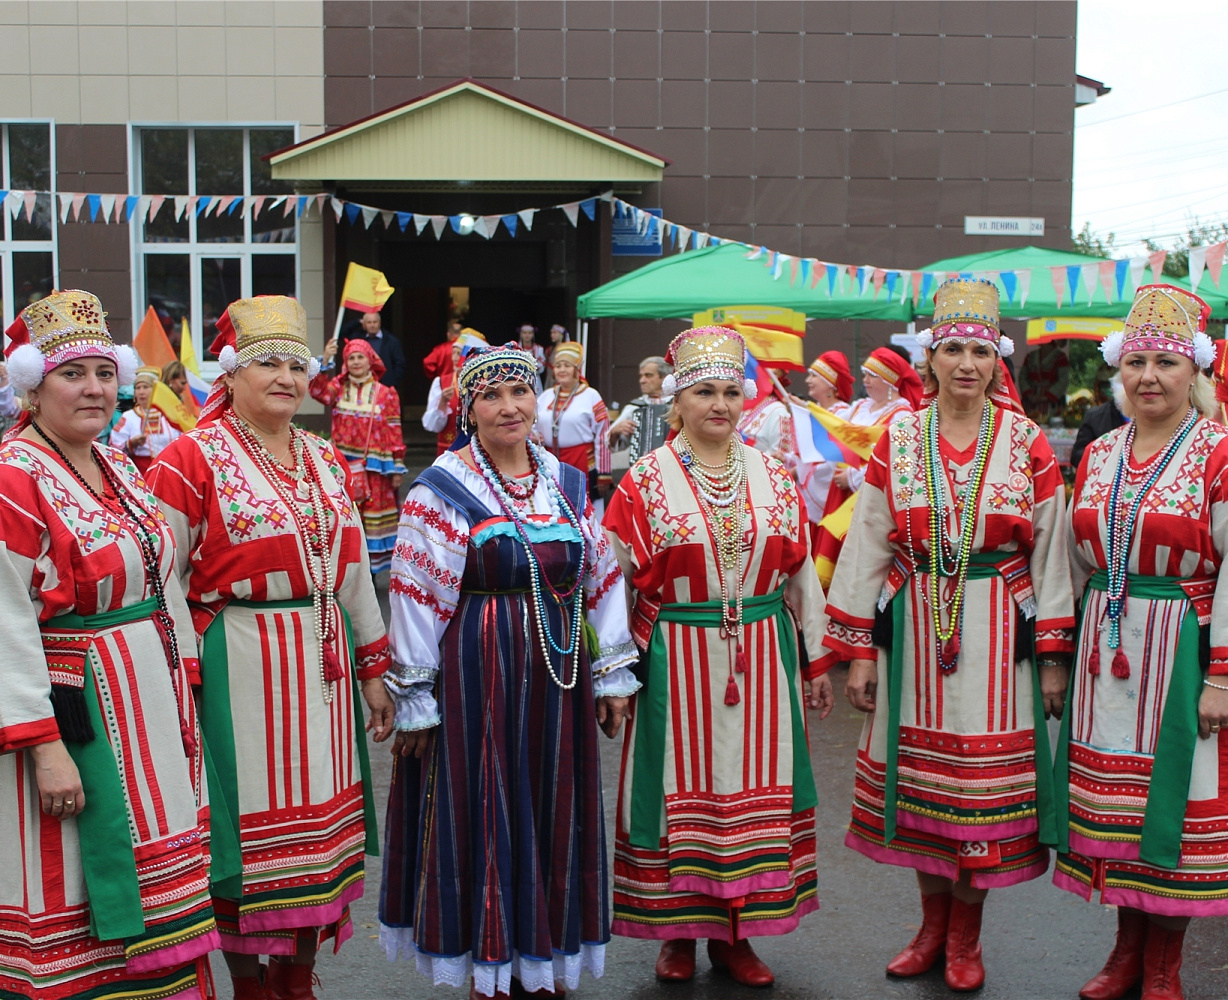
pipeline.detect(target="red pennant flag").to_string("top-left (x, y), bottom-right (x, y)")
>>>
top-left (911, 271), bottom-right (923, 305)
top-left (810, 260), bottom-right (821, 289)
top-left (1148, 250), bottom-right (1167, 282)
top-left (1098, 260), bottom-right (1116, 303)
top-left (871, 267), bottom-right (886, 297)
top-left (1206, 242), bottom-right (1226, 288)
top-left (1050, 266), bottom-right (1065, 308)
top-left (70, 193), bottom-right (86, 222)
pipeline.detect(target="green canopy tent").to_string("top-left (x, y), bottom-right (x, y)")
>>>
top-left (910, 246), bottom-right (1228, 320)
top-left (576, 243), bottom-right (913, 320)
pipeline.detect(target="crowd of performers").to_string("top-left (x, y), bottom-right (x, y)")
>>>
top-left (3, 276), bottom-right (1228, 1000)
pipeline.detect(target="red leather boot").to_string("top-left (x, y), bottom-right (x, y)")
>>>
top-left (886, 892), bottom-right (952, 977)
top-left (1079, 909), bottom-right (1148, 1000)
top-left (944, 897), bottom-right (985, 992)
top-left (266, 959), bottom-right (319, 1000)
top-left (707, 938), bottom-right (775, 987)
top-left (654, 939), bottom-right (696, 982)
top-left (230, 967), bottom-right (269, 1000)
top-left (1140, 922), bottom-right (1186, 1000)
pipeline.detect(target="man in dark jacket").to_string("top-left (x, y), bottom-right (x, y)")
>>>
top-left (1070, 396), bottom-right (1125, 471)
top-left (336, 311), bottom-right (405, 389)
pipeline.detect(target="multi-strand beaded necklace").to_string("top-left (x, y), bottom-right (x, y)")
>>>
top-left (1098, 407), bottom-right (1198, 676)
top-left (676, 431), bottom-right (749, 704)
top-left (226, 411), bottom-right (343, 703)
top-left (916, 401), bottom-right (994, 674)
top-left (470, 435), bottom-right (586, 690)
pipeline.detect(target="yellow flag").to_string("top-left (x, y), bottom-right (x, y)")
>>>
top-left (806, 401), bottom-right (885, 462)
top-left (150, 381), bottom-right (197, 432)
top-left (340, 263), bottom-right (395, 313)
top-left (179, 317), bottom-right (200, 376)
top-left (733, 323), bottom-right (805, 371)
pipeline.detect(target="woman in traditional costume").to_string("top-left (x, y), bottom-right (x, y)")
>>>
top-left (422, 328), bottom-right (486, 455)
top-left (309, 337), bottom-right (407, 575)
top-left (536, 340), bottom-right (613, 511)
top-left (605, 326), bottom-right (834, 989)
top-left (109, 364), bottom-right (181, 475)
top-left (0, 291), bottom-right (220, 1000)
top-left (841, 346), bottom-right (922, 493)
top-left (542, 323), bottom-right (569, 390)
top-left (148, 295), bottom-right (395, 1000)
top-left (517, 323), bottom-right (546, 375)
top-left (1056, 285), bottom-right (1228, 1000)
top-left (826, 279), bottom-right (1075, 992)
top-left (379, 343), bottom-right (639, 998)
top-left (796, 351), bottom-right (855, 535)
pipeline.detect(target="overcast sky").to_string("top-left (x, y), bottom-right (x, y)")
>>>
top-left (1072, 0), bottom-right (1228, 254)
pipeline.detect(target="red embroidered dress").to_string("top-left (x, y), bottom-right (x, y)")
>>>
top-left (822, 407), bottom-right (1075, 887)
top-left (1055, 419), bottom-right (1228, 915)
top-left (604, 445), bottom-right (829, 941)
top-left (537, 384), bottom-right (612, 500)
top-left (148, 423), bottom-right (392, 955)
top-left (0, 440), bottom-right (219, 1000)
top-left (309, 372), bottom-right (407, 574)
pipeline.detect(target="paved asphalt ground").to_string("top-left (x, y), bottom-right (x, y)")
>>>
top-left (211, 566), bottom-right (1228, 1000)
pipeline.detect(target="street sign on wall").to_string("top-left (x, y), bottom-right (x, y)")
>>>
top-left (964, 216), bottom-right (1045, 237)
top-left (612, 208), bottom-right (663, 256)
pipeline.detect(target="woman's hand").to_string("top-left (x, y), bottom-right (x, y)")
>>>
top-left (1039, 661), bottom-right (1069, 720)
top-left (361, 677), bottom-right (395, 743)
top-left (29, 740), bottom-right (85, 819)
top-left (128, 434), bottom-right (147, 451)
top-left (1198, 684), bottom-right (1228, 740)
top-left (390, 473), bottom-right (404, 492)
top-left (323, 337), bottom-right (339, 364)
top-left (833, 468), bottom-right (850, 490)
top-left (846, 658), bottom-right (878, 713)
top-left (439, 384), bottom-right (456, 406)
top-left (805, 673), bottom-right (835, 720)
top-left (392, 728), bottom-right (432, 758)
top-left (597, 696), bottom-right (631, 739)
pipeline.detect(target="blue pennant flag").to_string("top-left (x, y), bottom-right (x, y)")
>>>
top-left (395, 211), bottom-right (411, 231)
top-left (800, 258), bottom-right (811, 287)
top-left (856, 266), bottom-right (868, 295)
top-left (124, 195), bottom-right (140, 221)
top-left (920, 271), bottom-right (935, 304)
top-left (1000, 270), bottom-right (1018, 303)
top-left (884, 270), bottom-right (898, 300)
top-left (195, 196), bottom-right (212, 217)
top-left (344, 202), bottom-right (360, 224)
top-left (825, 263), bottom-right (838, 296)
top-left (502, 214), bottom-right (518, 237)
top-left (1066, 265), bottom-right (1081, 304)
top-left (1115, 259), bottom-right (1128, 302)
top-left (295, 195), bottom-right (308, 217)
top-left (579, 198), bottom-right (596, 221)
top-left (87, 193), bottom-right (101, 221)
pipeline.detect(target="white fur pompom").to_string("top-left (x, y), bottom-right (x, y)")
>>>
top-left (307, 357), bottom-right (321, 379)
top-left (114, 345), bottom-right (138, 387)
top-left (7, 343), bottom-right (47, 393)
top-left (742, 378), bottom-right (758, 400)
top-left (661, 374), bottom-right (677, 396)
top-left (915, 327), bottom-right (934, 350)
top-left (1193, 332), bottom-right (1215, 369)
top-left (218, 344), bottom-right (238, 373)
top-left (1100, 330), bottom-right (1125, 367)
top-left (998, 334), bottom-right (1015, 358)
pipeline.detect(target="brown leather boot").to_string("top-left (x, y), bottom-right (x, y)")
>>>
top-left (943, 897), bottom-right (985, 992)
top-left (1079, 909), bottom-right (1148, 1000)
top-left (886, 892), bottom-right (952, 977)
top-left (1140, 922), bottom-right (1186, 1000)
top-left (267, 958), bottom-right (319, 1000)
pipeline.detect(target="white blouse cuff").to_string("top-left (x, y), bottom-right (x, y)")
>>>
top-left (593, 665), bottom-right (641, 698)
top-left (591, 640), bottom-right (638, 679)
top-left (393, 683), bottom-right (441, 731)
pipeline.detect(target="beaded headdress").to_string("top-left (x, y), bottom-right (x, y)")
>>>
top-left (133, 364), bottom-right (161, 385)
top-left (552, 341), bottom-right (583, 367)
top-left (457, 343), bottom-right (540, 403)
top-left (210, 296), bottom-right (319, 379)
top-left (861, 346), bottom-right (924, 409)
top-left (809, 350), bottom-right (853, 403)
top-left (917, 278), bottom-right (1014, 358)
top-left (1100, 284), bottom-right (1213, 368)
top-left (4, 289), bottom-right (138, 393)
top-left (660, 326), bottom-right (757, 400)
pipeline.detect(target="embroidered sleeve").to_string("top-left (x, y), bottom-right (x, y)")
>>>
top-left (592, 395), bottom-right (612, 482)
top-left (1026, 422), bottom-right (1076, 651)
top-left (386, 484), bottom-right (469, 727)
top-left (146, 437), bottom-right (210, 607)
top-left (603, 462), bottom-right (659, 650)
top-left (309, 372), bottom-right (342, 407)
top-left (1205, 435), bottom-right (1228, 674)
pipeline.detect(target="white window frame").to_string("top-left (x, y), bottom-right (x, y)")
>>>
top-left (128, 122), bottom-right (301, 376)
top-left (0, 119), bottom-right (57, 330)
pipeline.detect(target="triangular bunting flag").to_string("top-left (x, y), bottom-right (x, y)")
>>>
top-left (1206, 242), bottom-right (1226, 288)
top-left (296, 195), bottom-right (308, 218)
top-left (1066, 264), bottom-right (1082, 305)
top-left (1189, 245), bottom-right (1208, 291)
top-left (789, 257), bottom-right (800, 285)
top-left (194, 195), bottom-right (212, 218)
top-left (677, 225), bottom-right (692, 250)
top-left (518, 208), bottom-right (536, 232)
top-left (579, 198), bottom-right (596, 221)
top-left (1148, 250), bottom-right (1167, 282)
top-left (500, 214), bottom-right (518, 238)
top-left (598, 190), bottom-right (614, 202)
top-left (395, 212), bottom-right (411, 232)
top-left (1114, 259), bottom-right (1129, 301)
top-left (800, 258), bottom-right (811, 288)
top-left (58, 192), bottom-right (73, 223)
top-left (1128, 257), bottom-right (1148, 294)
top-left (71, 192), bottom-right (86, 222)
top-left (379, 210), bottom-right (394, 229)
top-left (87, 193), bottom-right (102, 221)
top-left (146, 194), bottom-right (161, 223)
top-left (871, 268), bottom-right (886, 297)
top-left (911, 270), bottom-right (924, 305)
top-left (360, 206), bottom-right (378, 228)
top-left (315, 193), bottom-right (327, 214)
top-left (448, 215), bottom-right (465, 235)
top-left (247, 195), bottom-right (265, 220)
top-left (330, 197), bottom-right (345, 221)
top-left (885, 270), bottom-right (899, 301)
top-left (123, 195), bottom-right (140, 222)
top-left (481, 215), bottom-right (501, 238)
top-left (344, 202), bottom-right (360, 225)
top-left (429, 216), bottom-right (446, 239)
top-left (22, 191), bottom-right (37, 222)
top-left (1081, 262), bottom-right (1098, 304)
top-left (826, 264), bottom-right (838, 297)
top-left (174, 195), bottom-right (189, 221)
top-left (471, 216), bottom-right (490, 239)
top-left (1017, 268), bottom-right (1032, 308)
top-left (413, 213), bottom-right (430, 235)
top-left (1000, 270), bottom-right (1018, 303)
top-left (695, 231), bottom-right (710, 249)
top-left (561, 202), bottom-right (580, 227)
top-left (1050, 266), bottom-right (1065, 309)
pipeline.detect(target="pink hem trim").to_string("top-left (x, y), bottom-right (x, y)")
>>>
top-left (1068, 831), bottom-right (1145, 862)
top-left (845, 831), bottom-right (1049, 890)
top-left (236, 880), bottom-right (363, 937)
top-left (611, 897), bottom-right (818, 941)
top-left (167, 986), bottom-right (207, 1000)
top-left (899, 812), bottom-right (1038, 842)
top-left (1053, 868), bottom-right (1093, 902)
top-left (1055, 869), bottom-right (1228, 917)
top-left (125, 930), bottom-right (221, 973)
top-left (219, 931), bottom-right (297, 956)
top-left (668, 869), bottom-right (790, 899)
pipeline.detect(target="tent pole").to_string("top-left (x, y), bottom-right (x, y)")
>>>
top-left (580, 320), bottom-right (589, 378)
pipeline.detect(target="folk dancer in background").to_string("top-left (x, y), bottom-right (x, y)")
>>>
top-left (149, 296), bottom-right (395, 1000)
top-left (422, 328), bottom-right (486, 456)
top-left (826, 279), bottom-right (1074, 993)
top-left (0, 290), bottom-right (221, 1000)
top-left (608, 355), bottom-right (673, 464)
top-left (795, 351), bottom-right (855, 544)
top-left (537, 340), bottom-right (613, 514)
top-left (542, 323), bottom-right (570, 390)
top-left (422, 318), bottom-right (462, 382)
top-left (380, 343), bottom-right (638, 998)
top-left (1055, 285), bottom-right (1228, 1000)
top-left (736, 355), bottom-right (796, 457)
top-left (517, 323), bottom-right (546, 376)
top-left (109, 364), bottom-right (181, 476)
top-left (311, 338), bottom-right (408, 577)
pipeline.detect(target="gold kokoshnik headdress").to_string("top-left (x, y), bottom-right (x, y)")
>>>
top-left (5, 289), bottom-right (138, 392)
top-left (660, 326), bottom-right (757, 399)
top-left (1100, 283), bottom-right (1213, 368)
top-left (916, 277), bottom-right (1014, 357)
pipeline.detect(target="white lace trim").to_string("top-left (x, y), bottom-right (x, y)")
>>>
top-left (380, 924), bottom-right (605, 995)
